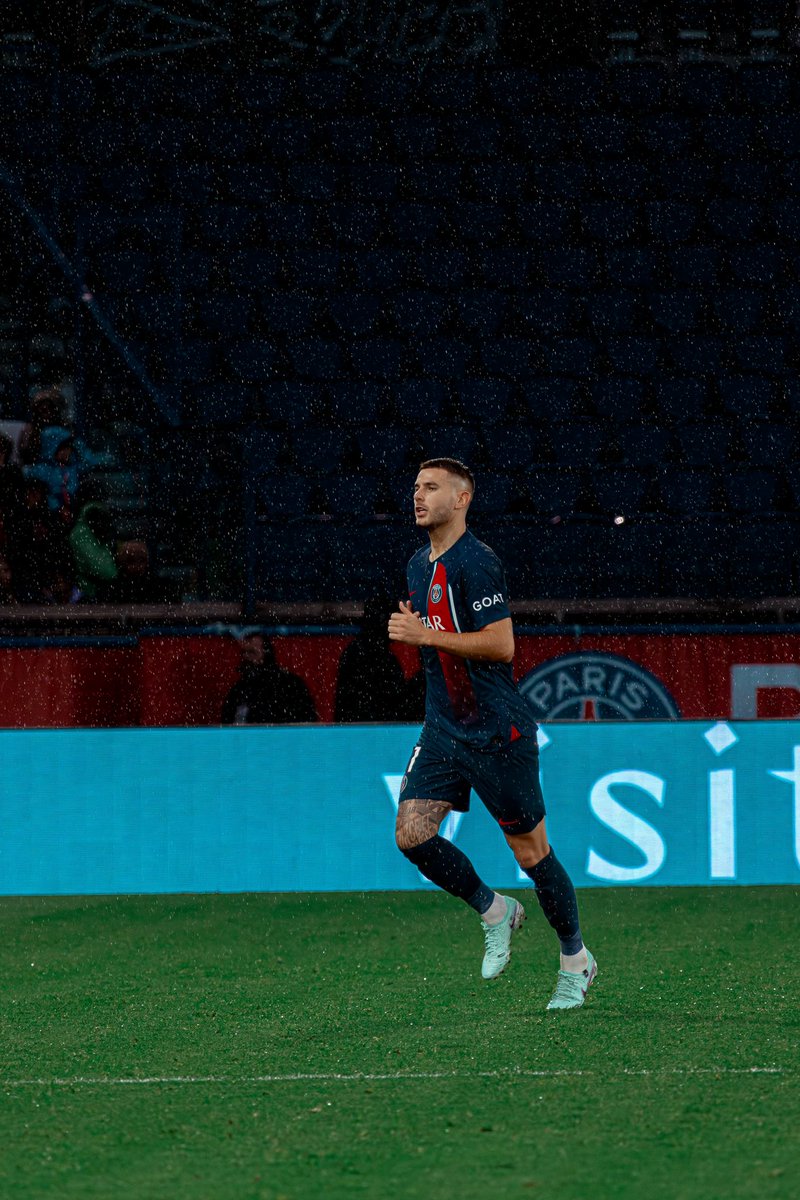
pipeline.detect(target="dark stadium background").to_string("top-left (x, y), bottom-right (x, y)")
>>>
top-left (0, 1), bottom-right (798, 715)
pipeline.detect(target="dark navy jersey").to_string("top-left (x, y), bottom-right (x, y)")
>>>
top-left (406, 529), bottom-right (538, 749)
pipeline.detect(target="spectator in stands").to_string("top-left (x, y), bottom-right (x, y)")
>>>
top-left (106, 540), bottom-right (173, 604)
top-left (23, 426), bottom-right (82, 526)
top-left (0, 433), bottom-right (25, 551)
top-left (335, 594), bottom-right (426, 723)
top-left (221, 633), bottom-right (318, 725)
top-left (6, 477), bottom-right (72, 603)
top-left (18, 388), bottom-right (67, 466)
top-left (69, 501), bottom-right (118, 602)
top-left (0, 553), bottom-right (17, 604)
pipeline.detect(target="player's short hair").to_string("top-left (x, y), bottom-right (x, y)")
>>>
top-left (419, 457), bottom-right (475, 494)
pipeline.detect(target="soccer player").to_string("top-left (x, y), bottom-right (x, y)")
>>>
top-left (388, 458), bottom-right (596, 1010)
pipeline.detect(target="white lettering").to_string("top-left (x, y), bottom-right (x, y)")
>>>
top-left (709, 769), bottom-right (736, 879)
top-left (472, 593), bottom-right (504, 611)
top-left (768, 746), bottom-right (800, 869)
top-left (586, 770), bottom-right (666, 883)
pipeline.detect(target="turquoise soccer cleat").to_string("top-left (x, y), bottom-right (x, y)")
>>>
top-left (480, 895), bottom-right (526, 980)
top-left (546, 950), bottom-right (597, 1010)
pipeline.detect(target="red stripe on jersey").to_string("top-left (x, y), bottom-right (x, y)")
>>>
top-left (427, 561), bottom-right (479, 724)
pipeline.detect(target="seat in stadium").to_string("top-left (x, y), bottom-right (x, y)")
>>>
top-left (512, 114), bottom-right (570, 158)
top-left (549, 420), bottom-right (607, 466)
top-left (646, 202), bottom-right (700, 245)
top-left (649, 290), bottom-right (702, 334)
top-left (485, 427), bottom-right (542, 473)
top-left (724, 469), bottom-right (781, 515)
top-left (605, 247), bottom-right (659, 287)
top-left (608, 63), bottom-right (668, 110)
top-left (324, 522), bottom-right (418, 601)
top-left (734, 337), bottom-right (788, 375)
top-left (395, 205), bottom-right (450, 244)
top-left (617, 424), bottom-right (675, 467)
top-left (448, 118), bottom-right (503, 159)
top-left (521, 379), bottom-right (583, 424)
top-left (354, 249), bottom-right (411, 290)
top-left (240, 429), bottom-right (289, 471)
top-left (516, 290), bottom-right (581, 334)
top-left (638, 114), bottom-right (694, 156)
top-left (229, 248), bottom-right (284, 288)
top-left (456, 290), bottom-right (509, 335)
top-left (699, 114), bottom-right (755, 158)
top-left (760, 114), bottom-right (800, 158)
top-left (297, 69), bottom-right (354, 111)
top-left (657, 157), bottom-right (714, 200)
top-left (542, 338), bottom-right (597, 377)
top-left (591, 467), bottom-right (649, 514)
top-left (652, 379), bottom-right (708, 422)
top-left (456, 381), bottom-right (513, 427)
top-left (416, 338), bottom-right (473, 379)
top-left (327, 383), bottom-right (382, 428)
top-left (655, 467), bottom-right (719, 514)
top-left (581, 201), bottom-right (638, 243)
top-left (346, 162), bottom-right (401, 200)
top-left (545, 66), bottom-right (601, 110)
top-left (393, 381), bottom-right (448, 427)
top-left (261, 296), bottom-right (317, 336)
top-left (403, 161), bottom-right (463, 200)
top-left (659, 519), bottom-right (733, 599)
top-left (252, 521), bottom-right (329, 603)
top-left (358, 70), bottom-right (415, 112)
top-left (478, 248), bottom-right (533, 287)
top-left (668, 336), bottom-right (723, 376)
top-left (390, 116), bottom-right (441, 157)
top-left (469, 473), bottom-right (514, 516)
top-left (392, 294), bottom-right (449, 346)
top-left (261, 382), bottom-right (316, 427)
top-left (540, 247), bottom-right (599, 288)
top-left (586, 291), bottom-right (638, 333)
top-left (737, 63), bottom-right (792, 110)
top-left (292, 428), bottom-right (352, 474)
top-left (285, 338), bottom-right (343, 381)
top-left (418, 69), bottom-right (478, 111)
top-left (675, 63), bottom-right (733, 111)
top-left (719, 158), bottom-right (771, 199)
top-left (480, 339), bottom-right (537, 378)
top-left (713, 290), bottom-right (766, 333)
top-left (321, 474), bottom-right (381, 517)
top-left (578, 115), bottom-right (632, 157)
top-left (675, 423), bottom-right (732, 467)
top-left (707, 199), bottom-right (765, 242)
top-left (727, 519), bottom-right (796, 598)
top-left (327, 293), bottom-right (382, 337)
top-left (773, 198), bottom-right (800, 241)
top-left (590, 378), bottom-right (645, 424)
top-left (486, 70), bottom-right (546, 114)
top-left (526, 522), bottom-right (602, 600)
top-left (182, 384), bottom-right (256, 427)
top-left (356, 427), bottom-right (412, 472)
top-left (416, 249), bottom-right (471, 288)
top-left (324, 118), bottom-right (379, 160)
top-left (737, 421), bottom-right (796, 467)
top-left (593, 160), bottom-right (651, 200)
top-left (223, 162), bottom-right (282, 202)
top-left (517, 201), bottom-right (572, 243)
top-left (718, 377), bottom-right (775, 420)
top-left (254, 472), bottom-right (313, 518)
top-left (328, 203), bottom-right (382, 246)
top-left (531, 160), bottom-right (591, 199)
top-left (418, 427), bottom-right (479, 466)
top-left (606, 337), bottom-right (660, 376)
top-left (469, 160), bottom-right (527, 199)
top-left (286, 249), bottom-right (342, 290)
top-left (226, 338), bottom-right (280, 384)
top-left (729, 244), bottom-right (784, 286)
top-left (197, 294), bottom-right (255, 337)
top-left (237, 71), bottom-right (293, 112)
top-left (520, 468), bottom-right (584, 516)
top-left (668, 246), bottom-right (723, 286)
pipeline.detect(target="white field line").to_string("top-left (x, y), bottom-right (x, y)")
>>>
top-left (0, 1066), bottom-right (788, 1088)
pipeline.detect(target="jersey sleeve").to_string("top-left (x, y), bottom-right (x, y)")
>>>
top-left (462, 550), bottom-right (512, 631)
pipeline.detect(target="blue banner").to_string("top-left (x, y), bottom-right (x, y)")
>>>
top-left (1, 722), bottom-right (798, 895)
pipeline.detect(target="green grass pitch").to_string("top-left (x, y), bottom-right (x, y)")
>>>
top-left (1, 887), bottom-right (798, 1200)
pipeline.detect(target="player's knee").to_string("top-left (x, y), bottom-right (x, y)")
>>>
top-left (395, 820), bottom-right (435, 854)
top-left (505, 825), bottom-right (549, 869)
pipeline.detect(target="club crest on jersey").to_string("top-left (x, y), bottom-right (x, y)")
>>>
top-left (430, 584), bottom-right (442, 604)
top-left (518, 652), bottom-right (680, 720)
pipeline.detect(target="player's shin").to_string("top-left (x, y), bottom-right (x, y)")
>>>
top-left (400, 835), bottom-right (494, 913)
top-left (523, 848), bottom-right (588, 968)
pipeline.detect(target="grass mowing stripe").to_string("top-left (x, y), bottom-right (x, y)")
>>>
top-left (2, 1065), bottom-right (789, 1087)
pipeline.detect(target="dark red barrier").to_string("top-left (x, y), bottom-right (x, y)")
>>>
top-left (0, 632), bottom-right (797, 727)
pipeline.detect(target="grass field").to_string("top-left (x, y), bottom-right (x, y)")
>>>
top-left (1, 886), bottom-right (798, 1200)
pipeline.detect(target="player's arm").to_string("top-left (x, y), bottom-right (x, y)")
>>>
top-left (388, 602), bottom-right (514, 663)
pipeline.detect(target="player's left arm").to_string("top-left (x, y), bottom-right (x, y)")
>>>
top-left (388, 603), bottom-right (514, 663)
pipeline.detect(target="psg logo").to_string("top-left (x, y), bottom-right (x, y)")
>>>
top-left (430, 584), bottom-right (443, 604)
top-left (518, 652), bottom-right (680, 721)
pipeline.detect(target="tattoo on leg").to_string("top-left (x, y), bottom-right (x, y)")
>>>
top-left (395, 798), bottom-right (453, 851)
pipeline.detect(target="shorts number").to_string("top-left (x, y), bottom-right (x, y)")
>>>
top-left (407, 744), bottom-right (422, 774)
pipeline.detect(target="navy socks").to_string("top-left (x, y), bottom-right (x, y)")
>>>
top-left (523, 849), bottom-right (583, 956)
top-left (401, 835), bottom-right (493, 913)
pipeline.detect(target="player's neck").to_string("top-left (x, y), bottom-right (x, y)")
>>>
top-left (428, 522), bottom-right (466, 561)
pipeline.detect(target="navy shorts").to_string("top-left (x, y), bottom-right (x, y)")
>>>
top-left (399, 727), bottom-right (545, 836)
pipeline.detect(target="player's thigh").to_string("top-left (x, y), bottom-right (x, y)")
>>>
top-left (395, 738), bottom-right (470, 850)
top-left (471, 735), bottom-right (546, 838)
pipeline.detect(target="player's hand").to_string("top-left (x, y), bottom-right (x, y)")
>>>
top-left (388, 600), bottom-right (428, 646)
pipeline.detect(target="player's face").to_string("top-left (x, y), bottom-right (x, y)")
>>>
top-left (413, 469), bottom-right (466, 529)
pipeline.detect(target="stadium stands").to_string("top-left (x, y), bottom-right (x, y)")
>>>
top-left (0, 57), bottom-right (798, 604)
